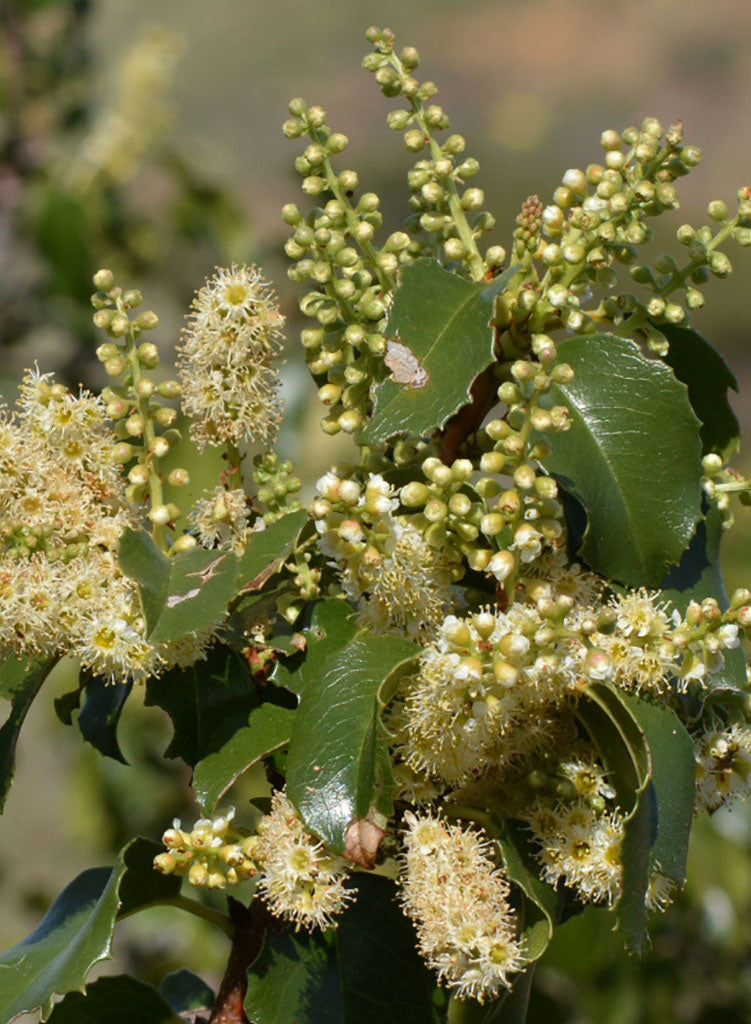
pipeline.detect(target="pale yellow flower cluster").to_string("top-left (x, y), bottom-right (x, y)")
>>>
top-left (313, 472), bottom-right (453, 639)
top-left (187, 485), bottom-right (252, 555)
top-left (177, 265), bottom-right (285, 451)
top-left (399, 813), bottom-right (523, 1002)
top-left (253, 791), bottom-right (354, 931)
top-left (0, 370), bottom-right (157, 682)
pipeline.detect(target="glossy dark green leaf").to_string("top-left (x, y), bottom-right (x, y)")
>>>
top-left (660, 323), bottom-right (740, 456)
top-left (245, 929), bottom-right (343, 1024)
top-left (272, 599), bottom-right (358, 697)
top-left (46, 975), bottom-right (181, 1023)
top-left (159, 968), bottom-right (214, 1013)
top-left (336, 875), bottom-right (443, 1023)
top-left (77, 672), bottom-right (133, 764)
top-left (619, 694), bottom-right (696, 887)
top-left (0, 656), bottom-right (56, 813)
top-left (362, 260), bottom-right (513, 444)
top-left (479, 965), bottom-right (537, 1024)
top-left (245, 876), bottom-right (443, 1024)
top-left (287, 628), bottom-right (419, 852)
top-left (145, 645), bottom-right (257, 767)
top-left (543, 334), bottom-right (703, 586)
top-left (193, 703), bottom-right (295, 814)
top-left (577, 683), bottom-right (653, 954)
top-left (0, 838), bottom-right (180, 1021)
top-left (497, 823), bottom-right (557, 964)
top-left (236, 508), bottom-right (308, 593)
top-left (661, 507), bottom-right (747, 691)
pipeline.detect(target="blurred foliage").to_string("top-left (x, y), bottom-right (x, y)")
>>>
top-left (0, 0), bottom-right (252, 392)
top-left (2, 0), bottom-right (751, 1017)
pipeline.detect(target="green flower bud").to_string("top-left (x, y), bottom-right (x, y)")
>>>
top-left (168, 468), bottom-right (190, 487)
top-left (708, 199), bottom-right (729, 222)
top-left (93, 268), bottom-right (115, 291)
top-left (282, 202), bottom-right (302, 225)
top-left (486, 245), bottom-right (507, 267)
top-left (388, 109), bottom-right (411, 131)
top-left (158, 379), bottom-right (181, 399)
top-left (155, 406), bottom-right (178, 428)
top-left (104, 356), bottom-right (127, 377)
top-left (93, 310), bottom-right (115, 331)
top-left (404, 128), bottom-right (426, 151)
top-left (112, 442), bottom-right (134, 463)
top-left (137, 342), bottom-right (160, 368)
top-left (137, 310), bottom-right (159, 330)
top-left (401, 482), bottom-right (429, 507)
top-left (709, 251), bottom-right (732, 277)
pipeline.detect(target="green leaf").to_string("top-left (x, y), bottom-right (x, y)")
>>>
top-left (145, 645), bottom-right (257, 767)
top-left (193, 703), bottom-right (295, 814)
top-left (272, 598), bottom-right (358, 696)
top-left (0, 838), bottom-right (180, 1021)
top-left (159, 968), bottom-right (214, 1013)
top-left (618, 693), bottom-right (696, 887)
top-left (46, 975), bottom-right (182, 1023)
top-left (286, 629), bottom-right (419, 852)
top-left (544, 334), bottom-right (703, 586)
top-left (497, 823), bottom-right (557, 965)
top-left (481, 969), bottom-right (536, 1024)
top-left (361, 260), bottom-right (514, 445)
top-left (661, 507), bottom-right (747, 690)
top-left (245, 876), bottom-right (443, 1024)
top-left (660, 323), bottom-right (740, 457)
top-left (77, 672), bottom-right (133, 764)
top-left (335, 875), bottom-right (443, 1023)
top-left (119, 532), bottom-right (239, 644)
top-left (0, 656), bottom-right (56, 813)
top-left (245, 929), bottom-right (342, 1024)
top-left (236, 508), bottom-right (308, 593)
top-left (576, 682), bottom-right (653, 954)
top-left (117, 529), bottom-right (170, 635)
top-left (150, 548), bottom-right (239, 645)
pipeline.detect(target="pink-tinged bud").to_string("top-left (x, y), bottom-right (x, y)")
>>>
top-left (583, 649), bottom-right (614, 681)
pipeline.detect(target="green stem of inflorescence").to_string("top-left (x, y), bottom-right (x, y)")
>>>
top-left (385, 53), bottom-right (486, 283)
top-left (308, 125), bottom-right (395, 296)
top-left (116, 295), bottom-right (167, 551)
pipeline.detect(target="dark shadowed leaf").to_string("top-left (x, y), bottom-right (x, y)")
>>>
top-left (244, 875), bottom-right (443, 1024)
top-left (0, 656), bottom-right (56, 813)
top-left (77, 672), bottom-right (133, 764)
top-left (193, 703), bottom-right (295, 814)
top-left (542, 334), bottom-right (703, 586)
top-left (286, 629), bottom-right (419, 852)
top-left (362, 260), bottom-right (514, 444)
top-left (145, 645), bottom-right (257, 766)
top-left (159, 968), bottom-right (214, 1013)
top-left (660, 323), bottom-right (740, 457)
top-left (46, 975), bottom-right (181, 1023)
top-left (0, 838), bottom-right (180, 1021)
top-left (661, 507), bottom-right (747, 691)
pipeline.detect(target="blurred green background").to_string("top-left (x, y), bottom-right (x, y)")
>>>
top-left (3, 0), bottom-right (751, 1020)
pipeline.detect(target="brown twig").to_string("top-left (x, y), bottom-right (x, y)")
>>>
top-left (437, 363), bottom-right (499, 464)
top-left (209, 897), bottom-right (276, 1024)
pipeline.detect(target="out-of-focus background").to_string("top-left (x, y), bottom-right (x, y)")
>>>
top-left (2, 1), bottom-right (751, 1020)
